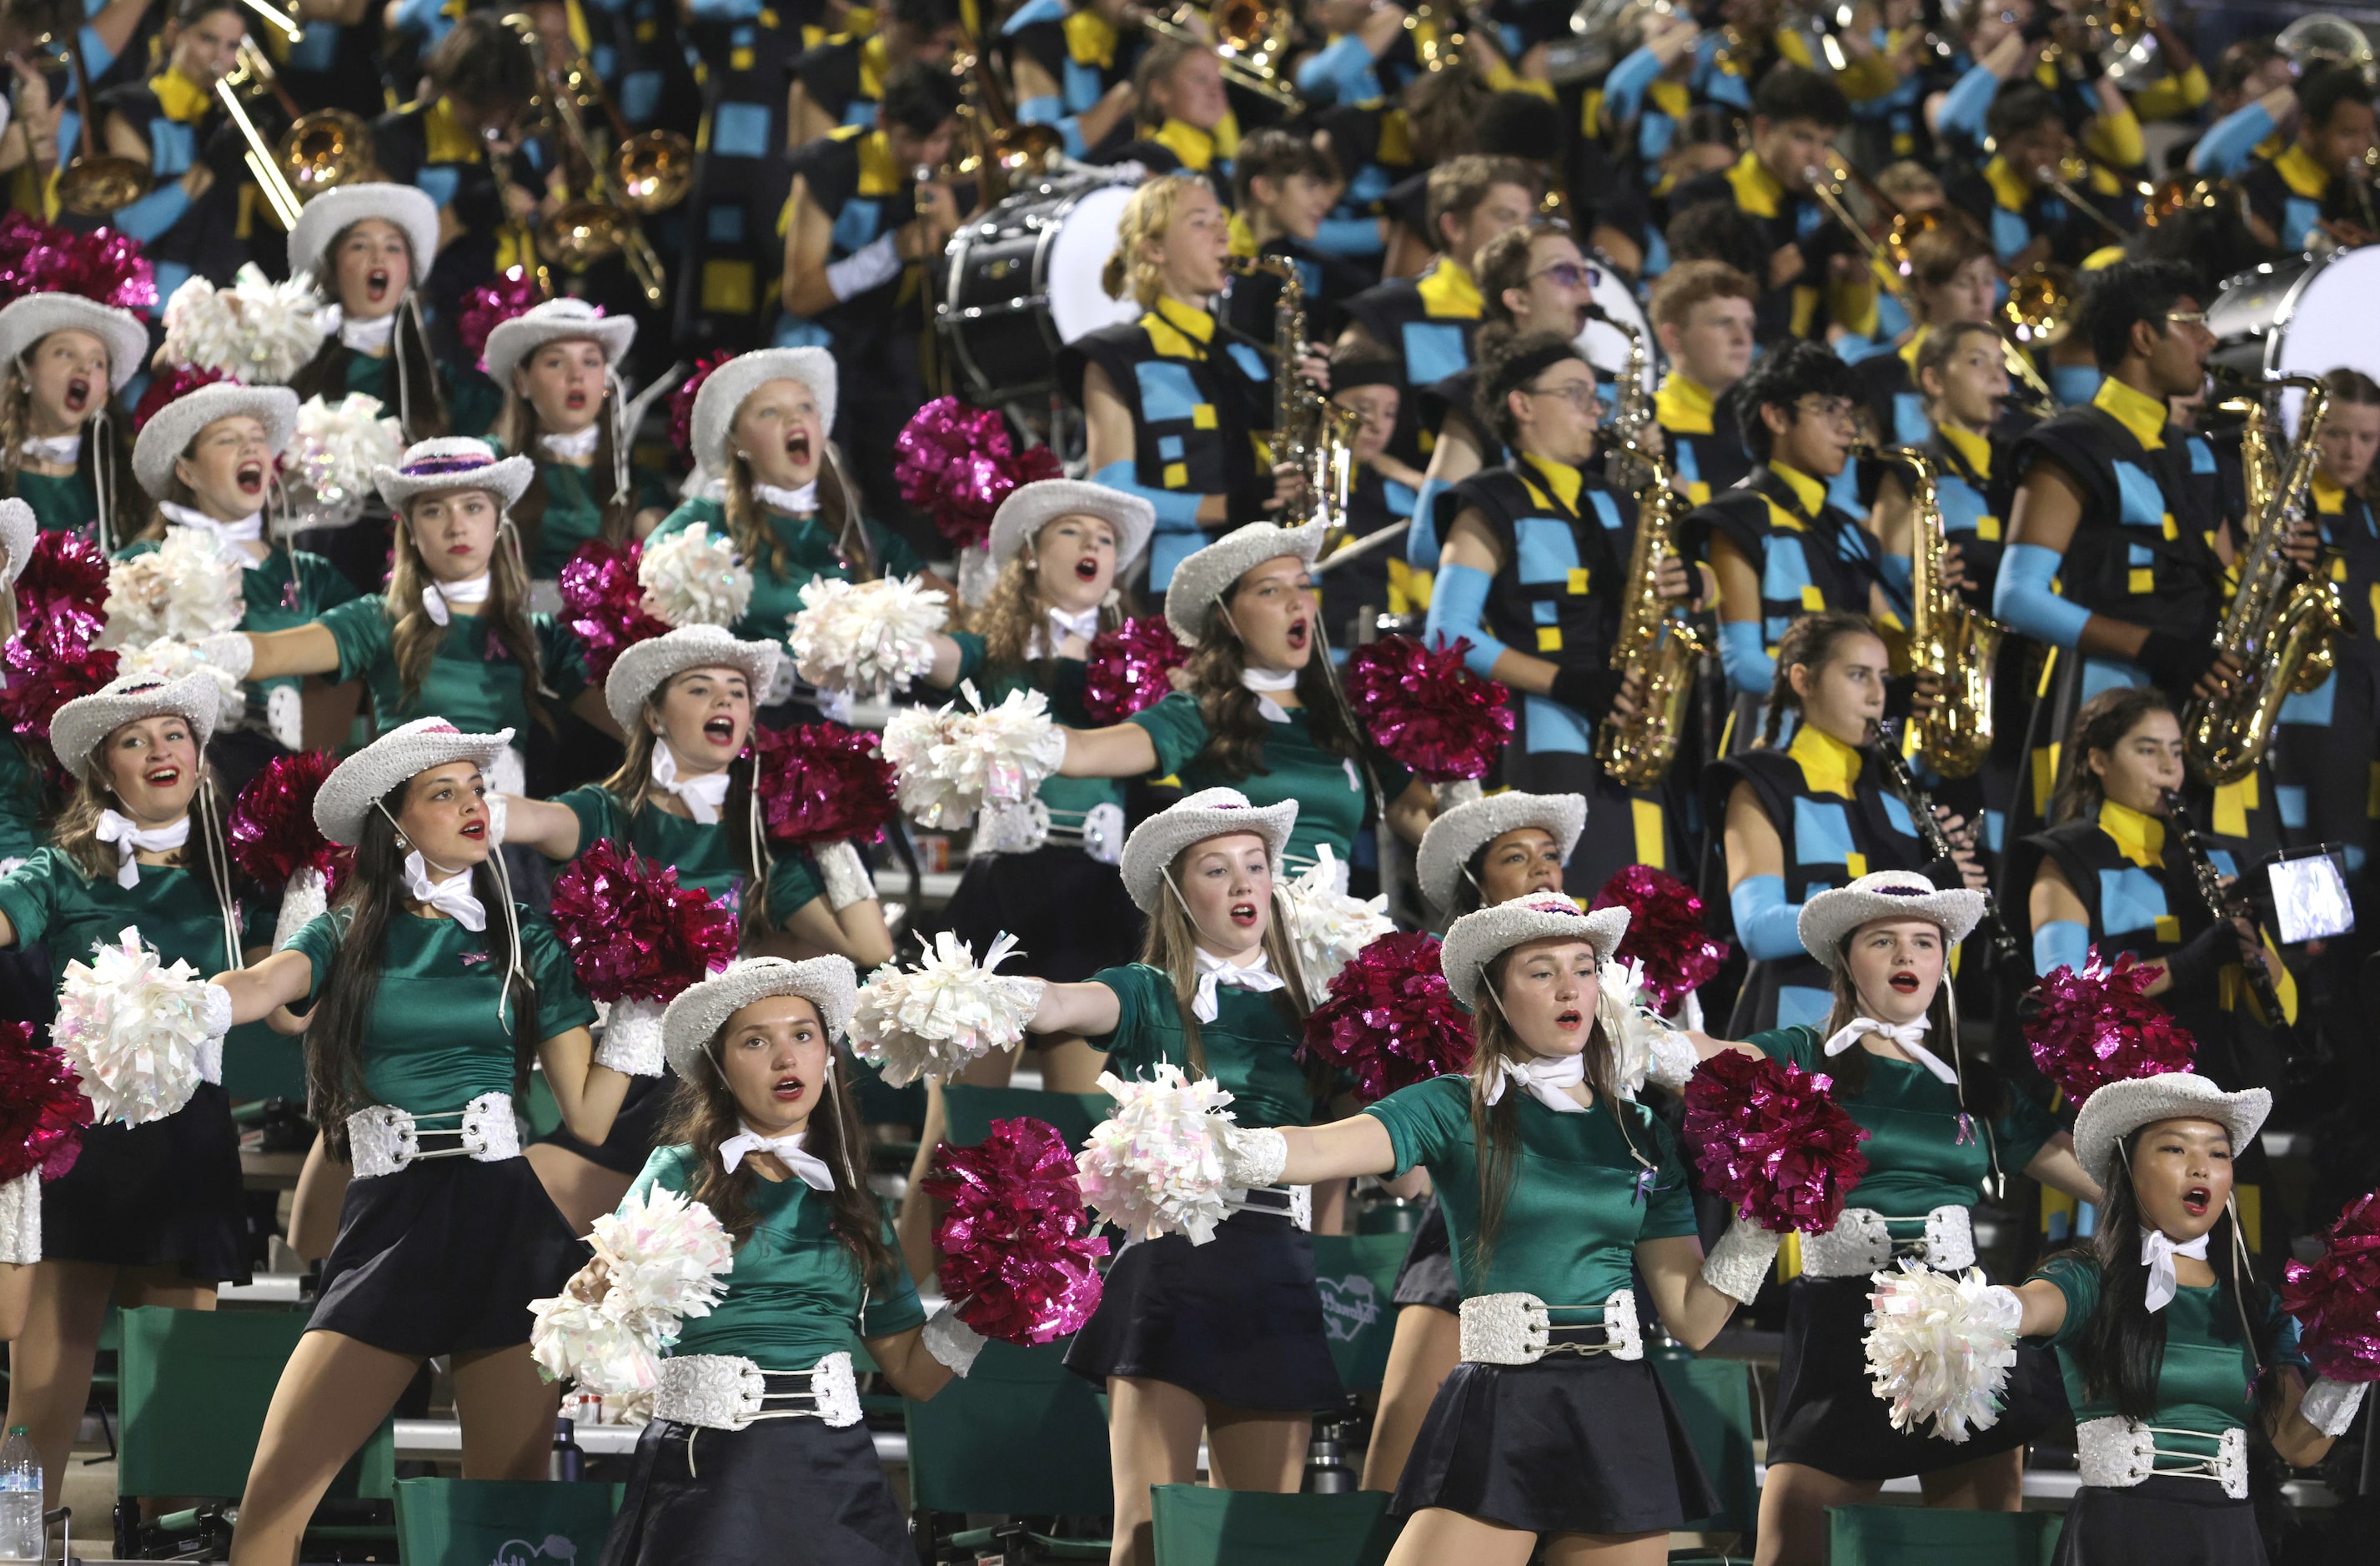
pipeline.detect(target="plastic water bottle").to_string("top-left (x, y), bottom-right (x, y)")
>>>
top-left (0, 1426), bottom-right (43, 1562)
top-left (547, 1416), bottom-right (583, 1483)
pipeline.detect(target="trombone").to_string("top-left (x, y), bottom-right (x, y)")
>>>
top-left (234, 0), bottom-right (302, 43)
top-left (54, 31), bottom-right (148, 216)
top-left (2032, 151), bottom-right (2138, 244)
top-left (223, 41), bottom-right (374, 203)
top-left (215, 47), bottom-right (302, 229)
top-left (1142, 2), bottom-right (1303, 112)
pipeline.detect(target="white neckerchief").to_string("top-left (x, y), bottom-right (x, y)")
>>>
top-left (717, 1125), bottom-right (836, 1189)
top-left (20, 434), bottom-right (78, 466)
top-left (1820, 1016), bottom-right (1961, 1086)
top-left (650, 743), bottom-right (731, 826)
top-left (1192, 947), bottom-right (1285, 1022)
top-left (161, 502), bottom-right (265, 567)
top-left (95, 810), bottom-right (189, 888)
top-left (1240, 666), bottom-right (1298, 724)
top-left (339, 311), bottom-right (397, 354)
top-left (1028, 605), bottom-right (1102, 660)
top-left (422, 572), bottom-right (490, 628)
top-left (2141, 1228), bottom-right (2212, 1313)
top-left (404, 851), bottom-right (485, 931)
top-left (1484, 1049), bottom-right (1589, 1113)
top-left (755, 480), bottom-right (818, 516)
top-left (540, 424), bottom-right (601, 461)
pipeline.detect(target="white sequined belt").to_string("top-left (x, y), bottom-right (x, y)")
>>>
top-left (654, 1352), bottom-right (862, 1431)
top-left (2076, 1416), bottom-right (2247, 1500)
top-left (1799, 1205), bottom-right (1975, 1277)
top-left (1459, 1288), bottom-right (1643, 1364)
top-left (1226, 1182), bottom-right (1313, 1231)
top-left (345, 1093), bottom-right (520, 1178)
top-left (972, 799), bottom-right (1126, 866)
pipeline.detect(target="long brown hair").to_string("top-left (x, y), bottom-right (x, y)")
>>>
top-left (495, 364), bottom-right (630, 569)
top-left (655, 1006), bottom-right (898, 1290)
top-left (1815, 936), bottom-right (2007, 1120)
top-left (2049, 685), bottom-right (2176, 826)
top-left (290, 279), bottom-right (449, 440)
top-left (387, 495), bottom-right (550, 730)
top-left (51, 760), bottom-right (239, 963)
top-left (721, 444), bottom-right (864, 585)
top-left (1137, 837), bottom-right (1314, 1078)
top-left (600, 705), bottom-right (771, 937)
top-left (1182, 595), bottom-right (1362, 780)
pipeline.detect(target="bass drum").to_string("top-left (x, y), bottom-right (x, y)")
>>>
top-left (939, 175), bottom-right (1142, 407)
top-left (2207, 248), bottom-right (2380, 434)
top-left (1573, 253), bottom-right (1660, 396)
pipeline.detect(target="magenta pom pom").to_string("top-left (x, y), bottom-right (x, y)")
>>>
top-left (1683, 1051), bottom-right (1870, 1233)
top-left (228, 750), bottom-right (347, 891)
top-left (0, 213), bottom-right (155, 312)
top-left (1298, 931), bottom-right (1474, 1102)
top-left (669, 350), bottom-right (736, 462)
top-left (893, 397), bottom-right (1063, 550)
top-left (1080, 615), bottom-right (1187, 726)
top-left (548, 841), bottom-right (739, 1005)
top-left (1593, 865), bottom-right (1730, 1016)
top-left (131, 364), bottom-right (233, 433)
top-left (13, 531), bottom-right (109, 645)
top-left (0, 1020), bottom-right (91, 1185)
top-left (751, 722), bottom-right (898, 846)
top-left (923, 1117), bottom-right (1108, 1345)
top-left (558, 540), bottom-right (670, 680)
top-left (0, 619), bottom-right (118, 744)
top-left (456, 270), bottom-right (545, 372)
top-left (2282, 1191), bottom-right (2380, 1384)
top-left (2025, 949), bottom-right (2199, 1105)
top-left (1343, 635), bottom-right (1514, 782)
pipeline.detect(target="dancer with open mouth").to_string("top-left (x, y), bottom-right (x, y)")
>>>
top-left (287, 183), bottom-right (452, 444)
top-left (0, 293), bottom-right (147, 546)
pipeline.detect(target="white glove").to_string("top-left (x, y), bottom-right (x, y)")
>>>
top-left (825, 232), bottom-right (901, 302)
top-left (199, 981), bottom-right (234, 1038)
top-left (0, 1171), bottom-right (39, 1265)
top-left (1972, 1283), bottom-right (2026, 1338)
top-left (1700, 1215), bottom-right (1785, 1306)
top-left (921, 1303), bottom-right (987, 1377)
top-left (764, 648), bottom-right (798, 708)
top-left (484, 791), bottom-right (508, 847)
top-left (816, 840), bottom-right (875, 911)
top-left (590, 999), bottom-right (667, 1076)
top-left (1220, 1124), bottom-right (1288, 1190)
top-left (197, 631), bottom-right (254, 680)
top-left (2301, 1376), bottom-right (2370, 1437)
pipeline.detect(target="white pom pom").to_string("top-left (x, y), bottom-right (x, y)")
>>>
top-left (1075, 1066), bottom-right (1238, 1246)
top-left (284, 394), bottom-right (404, 533)
top-left (53, 927), bottom-right (217, 1126)
top-left (851, 930), bottom-right (1042, 1087)
top-left (1863, 1260), bottom-right (2021, 1444)
top-left (103, 528), bottom-right (247, 648)
top-left (161, 265), bottom-right (329, 384)
top-left (639, 524), bottom-right (754, 628)
top-left (115, 636), bottom-right (245, 727)
top-left (880, 682), bottom-right (1067, 831)
top-left (1279, 846), bottom-right (1393, 993)
top-left (528, 1289), bottom-right (663, 1402)
top-left (786, 575), bottom-right (949, 700)
top-left (528, 1185), bottom-right (736, 1399)
top-left (1603, 959), bottom-right (1696, 1099)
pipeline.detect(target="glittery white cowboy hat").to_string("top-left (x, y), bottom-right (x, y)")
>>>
top-left (314, 716), bottom-right (515, 846)
top-left (0, 293), bottom-right (149, 392)
top-left (2071, 1071), bottom-right (2272, 1188)
top-left (1414, 791), bottom-right (1588, 916)
top-left (1118, 786), bottom-right (1298, 913)
top-left (604, 625), bottom-right (784, 733)
top-left (661, 955), bottom-right (858, 1080)
top-left (132, 383), bottom-right (299, 500)
top-left (48, 670), bottom-right (221, 780)
top-left (480, 297), bottom-right (636, 388)
top-left (1797, 869), bottom-right (1986, 973)
top-left (373, 436), bottom-right (534, 510)
top-left (284, 183), bottom-right (440, 293)
top-left (1162, 520), bottom-right (1328, 647)
top-left (1439, 888), bottom-right (1630, 1011)
top-left (690, 347), bottom-right (837, 475)
top-left (989, 479), bottom-right (1155, 572)
top-left (0, 497), bottom-right (33, 587)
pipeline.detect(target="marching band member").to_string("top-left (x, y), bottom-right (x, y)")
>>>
top-left (0, 294), bottom-right (145, 544)
top-left (1648, 258), bottom-right (1758, 508)
top-left (1001, 0), bottom-right (1142, 163)
top-left (93, 0), bottom-right (254, 314)
top-left (1850, 221), bottom-right (2003, 449)
top-left (2237, 63), bottom-right (2377, 255)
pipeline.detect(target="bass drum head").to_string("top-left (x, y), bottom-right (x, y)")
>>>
top-left (2261, 247), bottom-right (2380, 435)
top-left (1574, 255), bottom-right (1660, 395)
top-left (941, 178), bottom-right (1142, 407)
top-left (1045, 182), bottom-right (1142, 345)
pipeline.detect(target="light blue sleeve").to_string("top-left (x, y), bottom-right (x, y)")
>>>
top-left (1092, 458), bottom-right (1203, 530)
top-left (1407, 476), bottom-right (1446, 569)
top-left (1296, 33), bottom-right (1377, 103)
top-left (390, 0), bottom-right (449, 37)
top-left (2034, 919), bottom-right (2089, 978)
top-left (1603, 46), bottom-right (1663, 123)
top-left (1313, 215), bottom-right (1384, 256)
top-left (1936, 63), bottom-right (2001, 143)
top-left (77, 22), bottom-right (114, 79)
top-left (113, 182), bottom-right (193, 243)
top-left (1993, 542), bottom-right (2091, 649)
top-left (1718, 620), bottom-right (1775, 696)
top-left (1880, 555), bottom-right (1912, 594)
top-left (1423, 562), bottom-right (1508, 678)
top-left (1730, 874), bottom-right (1805, 961)
top-left (2188, 102), bottom-right (2273, 179)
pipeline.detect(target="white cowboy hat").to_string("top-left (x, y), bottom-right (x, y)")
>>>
top-left (313, 716), bottom-right (515, 846)
top-left (1439, 888), bottom-right (1630, 1011)
top-left (131, 383), bottom-right (299, 500)
top-left (1414, 791), bottom-right (1588, 916)
top-left (0, 497), bottom-right (33, 587)
top-left (2070, 1071), bottom-right (2273, 1188)
top-left (1117, 786), bottom-right (1298, 914)
top-left (1163, 520), bottom-right (1328, 647)
top-left (604, 625), bottom-right (784, 733)
top-left (1796, 869), bottom-right (1986, 973)
top-left (285, 183), bottom-right (440, 289)
top-left (48, 670), bottom-right (221, 780)
top-left (373, 436), bottom-right (534, 511)
top-left (660, 955), bottom-right (858, 1081)
top-left (480, 298), bottom-right (636, 389)
top-left (988, 479), bottom-right (1155, 573)
top-left (0, 293), bottom-right (150, 392)
top-left (690, 347), bottom-right (837, 475)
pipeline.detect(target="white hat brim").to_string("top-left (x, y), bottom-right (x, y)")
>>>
top-left (692, 349), bottom-right (837, 474)
top-left (285, 183), bottom-right (440, 291)
top-left (374, 448), bottom-right (535, 510)
top-left (661, 956), bottom-right (858, 1080)
top-left (0, 294), bottom-right (150, 393)
top-left (604, 626), bottom-right (785, 732)
top-left (1796, 873), bottom-right (1987, 971)
top-left (1415, 791), bottom-right (1588, 915)
top-left (1119, 793), bottom-right (1298, 912)
top-left (133, 384), bottom-right (299, 499)
top-left (2071, 1072), bottom-right (2272, 1187)
top-left (1164, 522), bottom-right (1328, 646)
top-left (314, 720), bottom-right (516, 845)
top-left (0, 497), bottom-right (33, 588)
top-left (989, 479), bottom-right (1156, 572)
top-left (48, 671), bottom-right (221, 778)
top-left (482, 309), bottom-right (636, 388)
top-left (1439, 899), bottom-right (1630, 1011)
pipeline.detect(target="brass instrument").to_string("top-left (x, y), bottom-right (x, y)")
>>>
top-left (1600, 309), bottom-right (1654, 492)
top-left (2278, 13), bottom-right (2377, 86)
top-left (223, 42), bottom-right (374, 204)
top-left (2001, 260), bottom-right (2075, 349)
top-left (1544, 0), bottom-right (1684, 83)
top-left (216, 42), bottom-right (302, 228)
top-left (2183, 376), bottom-right (2345, 786)
top-left (1882, 444), bottom-right (2005, 779)
top-left (1594, 364), bottom-right (1704, 787)
top-left (947, 35), bottom-right (1062, 206)
top-left (1232, 254), bottom-right (1356, 530)
top-left (1142, 2), bottom-right (1303, 112)
top-left (503, 13), bottom-right (678, 305)
top-left (1403, 0), bottom-right (1482, 73)
top-left (234, 0), bottom-right (303, 42)
top-left (2033, 153), bottom-right (2137, 245)
top-left (1875, 720), bottom-right (2023, 966)
top-left (55, 31), bottom-right (148, 216)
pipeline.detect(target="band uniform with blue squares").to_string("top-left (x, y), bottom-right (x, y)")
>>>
top-left (94, 67), bottom-right (254, 319)
top-left (2272, 473), bottom-right (2380, 878)
top-left (1687, 461), bottom-right (1906, 690)
top-left (778, 126), bottom-right (931, 351)
top-left (372, 96), bottom-right (545, 327)
top-left (1001, 0), bottom-right (1142, 161)
top-left (1339, 256), bottom-right (1485, 462)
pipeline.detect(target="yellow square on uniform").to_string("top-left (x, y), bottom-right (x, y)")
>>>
top-left (2154, 914), bottom-right (2182, 944)
top-left (2128, 569), bottom-right (2155, 594)
top-left (1567, 568), bottom-right (1589, 594)
top-left (730, 45), bottom-right (755, 68)
top-left (1162, 462), bottom-right (1188, 489)
top-left (1800, 585), bottom-right (1825, 610)
top-left (1536, 627), bottom-right (1564, 652)
top-left (2162, 513), bottom-right (2178, 540)
top-left (1191, 404), bottom-right (1218, 429)
top-left (700, 260), bottom-right (756, 316)
top-left (1976, 514), bottom-right (2001, 541)
top-left (1844, 852), bottom-right (1869, 878)
top-left (1631, 799), bottom-right (1665, 869)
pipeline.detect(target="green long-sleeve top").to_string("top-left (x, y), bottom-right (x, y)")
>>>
top-left (0, 742), bottom-right (46, 867)
top-left (481, 449), bottom-right (675, 580)
top-left (13, 468), bottom-right (98, 535)
top-left (314, 594), bottom-right (590, 738)
top-left (547, 783), bottom-right (826, 927)
top-left (647, 496), bottom-right (925, 645)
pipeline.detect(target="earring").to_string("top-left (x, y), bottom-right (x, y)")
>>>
top-left (394, 833), bottom-right (412, 852)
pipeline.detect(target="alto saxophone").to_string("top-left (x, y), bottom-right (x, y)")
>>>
top-left (1229, 254), bottom-right (1357, 531)
top-left (1890, 444), bottom-right (2005, 779)
top-left (2185, 379), bottom-right (2344, 786)
top-left (1594, 429), bottom-right (1705, 786)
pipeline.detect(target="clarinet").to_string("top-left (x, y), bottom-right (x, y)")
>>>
top-left (2160, 788), bottom-right (2294, 1036)
top-left (1874, 721), bottom-right (2022, 966)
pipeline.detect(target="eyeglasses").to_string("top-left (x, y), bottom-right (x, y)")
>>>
top-left (2164, 309), bottom-right (2210, 326)
top-left (1526, 379), bottom-right (1601, 414)
top-left (1529, 261), bottom-right (1601, 290)
top-left (1793, 396), bottom-right (1860, 426)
